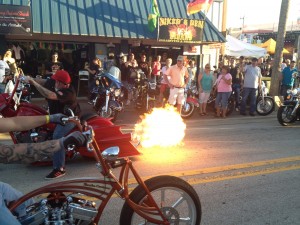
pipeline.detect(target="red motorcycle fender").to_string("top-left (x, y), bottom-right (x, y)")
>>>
top-left (76, 116), bottom-right (140, 158)
top-left (186, 97), bottom-right (199, 107)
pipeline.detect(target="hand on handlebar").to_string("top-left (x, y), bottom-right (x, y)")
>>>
top-left (62, 131), bottom-right (88, 149)
top-left (49, 113), bottom-right (68, 125)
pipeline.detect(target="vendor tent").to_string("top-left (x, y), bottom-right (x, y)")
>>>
top-left (259, 38), bottom-right (289, 54)
top-left (225, 35), bottom-right (267, 57)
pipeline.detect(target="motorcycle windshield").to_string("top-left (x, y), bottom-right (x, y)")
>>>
top-left (101, 72), bottom-right (122, 89)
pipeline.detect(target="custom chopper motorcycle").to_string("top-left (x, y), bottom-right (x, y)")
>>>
top-left (0, 76), bottom-right (140, 161)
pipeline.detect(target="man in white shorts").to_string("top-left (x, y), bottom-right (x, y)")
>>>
top-left (164, 55), bottom-right (189, 113)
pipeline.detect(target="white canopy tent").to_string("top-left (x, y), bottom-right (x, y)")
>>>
top-left (225, 35), bottom-right (267, 58)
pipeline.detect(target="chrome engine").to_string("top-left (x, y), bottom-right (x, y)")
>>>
top-left (18, 193), bottom-right (97, 225)
top-left (14, 128), bottom-right (51, 143)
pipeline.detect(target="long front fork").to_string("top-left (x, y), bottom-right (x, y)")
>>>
top-left (105, 90), bottom-right (110, 113)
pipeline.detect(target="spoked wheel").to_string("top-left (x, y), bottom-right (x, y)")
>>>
top-left (120, 176), bottom-right (202, 225)
top-left (256, 97), bottom-right (275, 116)
top-left (181, 102), bottom-right (195, 119)
top-left (277, 105), bottom-right (297, 126)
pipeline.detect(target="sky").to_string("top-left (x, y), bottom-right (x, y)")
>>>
top-left (226, 0), bottom-right (300, 29)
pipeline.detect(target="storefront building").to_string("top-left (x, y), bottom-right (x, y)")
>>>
top-left (0, 0), bottom-right (225, 80)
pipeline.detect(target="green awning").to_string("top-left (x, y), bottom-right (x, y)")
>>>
top-left (1, 0), bottom-right (225, 43)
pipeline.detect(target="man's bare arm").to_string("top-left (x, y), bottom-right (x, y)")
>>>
top-left (0, 116), bottom-right (48, 133)
top-left (30, 79), bottom-right (57, 100)
top-left (0, 140), bottom-right (62, 164)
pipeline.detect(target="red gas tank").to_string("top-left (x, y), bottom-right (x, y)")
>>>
top-left (76, 114), bottom-right (140, 158)
top-left (16, 102), bottom-right (48, 116)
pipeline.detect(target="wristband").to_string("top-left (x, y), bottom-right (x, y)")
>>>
top-left (46, 115), bottom-right (50, 124)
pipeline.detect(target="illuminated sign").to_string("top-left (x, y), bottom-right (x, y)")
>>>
top-left (0, 4), bottom-right (32, 35)
top-left (158, 17), bottom-right (204, 44)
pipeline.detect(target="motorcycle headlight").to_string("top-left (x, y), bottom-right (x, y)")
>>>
top-left (114, 89), bottom-right (121, 97)
top-left (137, 73), bottom-right (141, 79)
top-left (110, 87), bottom-right (115, 92)
top-left (286, 88), bottom-right (298, 95)
top-left (149, 83), bottom-right (156, 90)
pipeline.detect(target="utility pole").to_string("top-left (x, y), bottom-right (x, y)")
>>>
top-left (240, 16), bottom-right (245, 33)
top-left (270, 0), bottom-right (290, 99)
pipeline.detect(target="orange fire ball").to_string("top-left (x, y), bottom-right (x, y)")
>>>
top-left (133, 106), bottom-right (186, 148)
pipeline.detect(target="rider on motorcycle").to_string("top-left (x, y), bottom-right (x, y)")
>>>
top-left (0, 115), bottom-right (87, 225)
top-left (23, 70), bottom-right (81, 179)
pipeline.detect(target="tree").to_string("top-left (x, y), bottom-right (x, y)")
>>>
top-left (270, 0), bottom-right (290, 96)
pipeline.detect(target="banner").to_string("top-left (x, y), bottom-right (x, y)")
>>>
top-left (0, 4), bottom-right (32, 35)
top-left (187, 0), bottom-right (214, 16)
top-left (148, 0), bottom-right (160, 32)
top-left (158, 17), bottom-right (204, 44)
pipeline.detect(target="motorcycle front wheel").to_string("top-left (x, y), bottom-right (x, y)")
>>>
top-left (181, 102), bottom-right (195, 118)
top-left (277, 105), bottom-right (297, 126)
top-left (97, 106), bottom-right (118, 122)
top-left (120, 175), bottom-right (202, 225)
top-left (256, 97), bottom-right (275, 116)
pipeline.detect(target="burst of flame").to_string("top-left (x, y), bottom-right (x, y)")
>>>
top-left (133, 105), bottom-right (186, 148)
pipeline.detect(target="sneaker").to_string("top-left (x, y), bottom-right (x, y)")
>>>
top-left (235, 107), bottom-right (239, 112)
top-left (45, 169), bottom-right (66, 180)
top-left (87, 101), bottom-right (93, 105)
top-left (249, 113), bottom-right (256, 117)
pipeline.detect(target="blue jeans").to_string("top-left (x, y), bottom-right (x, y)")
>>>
top-left (52, 123), bottom-right (76, 169)
top-left (0, 182), bottom-right (34, 225)
top-left (215, 92), bottom-right (231, 109)
top-left (240, 87), bottom-right (257, 114)
top-left (232, 83), bottom-right (241, 108)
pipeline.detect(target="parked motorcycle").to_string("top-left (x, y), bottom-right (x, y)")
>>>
top-left (0, 77), bottom-right (139, 161)
top-left (277, 88), bottom-right (300, 126)
top-left (92, 72), bottom-right (124, 122)
top-left (9, 118), bottom-right (202, 225)
top-left (134, 71), bottom-right (157, 112)
top-left (255, 81), bottom-right (275, 116)
top-left (207, 88), bottom-right (235, 116)
top-left (181, 82), bottom-right (198, 118)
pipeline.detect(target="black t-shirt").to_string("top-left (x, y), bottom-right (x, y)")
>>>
top-left (45, 61), bottom-right (64, 74)
top-left (138, 61), bottom-right (150, 77)
top-left (44, 79), bottom-right (81, 116)
top-left (229, 66), bottom-right (240, 84)
top-left (88, 63), bottom-right (100, 82)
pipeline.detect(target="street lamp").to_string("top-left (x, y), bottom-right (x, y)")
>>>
top-left (240, 16), bottom-right (245, 33)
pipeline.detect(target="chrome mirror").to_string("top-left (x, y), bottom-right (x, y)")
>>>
top-left (102, 147), bottom-right (120, 161)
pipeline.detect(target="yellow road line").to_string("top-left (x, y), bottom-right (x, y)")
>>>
top-left (188, 163), bottom-right (300, 185)
top-left (127, 155), bottom-right (300, 184)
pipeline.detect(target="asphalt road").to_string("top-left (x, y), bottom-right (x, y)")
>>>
top-left (0, 99), bottom-right (300, 225)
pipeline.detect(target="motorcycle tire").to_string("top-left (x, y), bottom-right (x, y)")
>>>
top-left (181, 102), bottom-right (195, 119)
top-left (256, 97), bottom-right (275, 116)
top-left (119, 175), bottom-right (202, 225)
top-left (97, 106), bottom-right (118, 122)
top-left (277, 105), bottom-right (297, 126)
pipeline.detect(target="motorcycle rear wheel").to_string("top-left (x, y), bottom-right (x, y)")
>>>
top-left (119, 175), bottom-right (202, 225)
top-left (256, 97), bottom-right (275, 116)
top-left (181, 102), bottom-right (195, 118)
top-left (277, 105), bottom-right (297, 126)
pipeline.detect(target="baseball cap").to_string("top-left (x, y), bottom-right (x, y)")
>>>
top-left (51, 70), bottom-right (71, 84)
top-left (177, 55), bottom-right (184, 61)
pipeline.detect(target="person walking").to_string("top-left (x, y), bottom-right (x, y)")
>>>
top-left (240, 58), bottom-right (262, 116)
top-left (198, 63), bottom-right (214, 116)
top-left (24, 70), bottom-right (81, 179)
top-left (214, 66), bottom-right (232, 118)
top-left (164, 55), bottom-right (189, 113)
